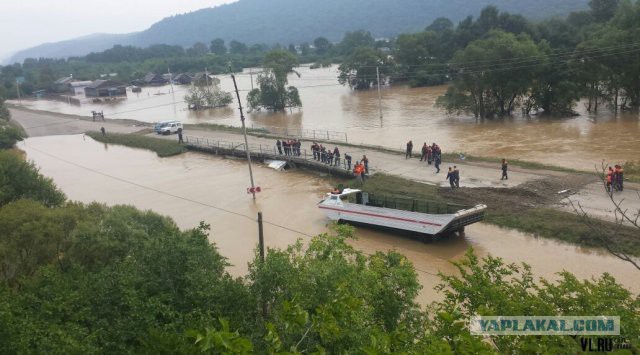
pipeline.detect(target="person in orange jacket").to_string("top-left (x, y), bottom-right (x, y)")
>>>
top-left (353, 162), bottom-right (364, 184)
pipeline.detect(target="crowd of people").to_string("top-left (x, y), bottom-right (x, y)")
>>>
top-left (411, 141), bottom-right (443, 173)
top-left (606, 164), bottom-right (625, 193)
top-left (273, 137), bottom-right (626, 195)
top-left (310, 142), bottom-right (343, 167)
top-left (276, 139), bottom-right (302, 156)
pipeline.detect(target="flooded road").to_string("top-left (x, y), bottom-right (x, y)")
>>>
top-left (21, 135), bottom-right (639, 303)
top-left (15, 66), bottom-right (640, 170)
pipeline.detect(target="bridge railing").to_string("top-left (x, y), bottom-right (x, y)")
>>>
top-left (183, 135), bottom-right (358, 171)
top-left (250, 125), bottom-right (348, 143)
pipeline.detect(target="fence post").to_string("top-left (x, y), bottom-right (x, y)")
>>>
top-left (345, 133), bottom-right (348, 143)
top-left (327, 131), bottom-right (329, 140)
top-left (313, 131), bottom-right (316, 140)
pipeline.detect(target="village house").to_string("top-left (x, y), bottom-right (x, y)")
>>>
top-left (143, 73), bottom-right (168, 86)
top-left (52, 76), bottom-right (74, 93)
top-left (173, 73), bottom-right (192, 85)
top-left (70, 81), bottom-right (93, 95)
top-left (84, 80), bottom-right (127, 98)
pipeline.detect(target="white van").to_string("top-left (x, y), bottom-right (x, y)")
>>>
top-left (154, 120), bottom-right (183, 135)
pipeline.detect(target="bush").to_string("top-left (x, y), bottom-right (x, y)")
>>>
top-left (86, 132), bottom-right (187, 157)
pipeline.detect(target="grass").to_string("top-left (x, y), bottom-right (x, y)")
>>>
top-left (623, 161), bottom-right (640, 183)
top-left (86, 132), bottom-right (187, 157)
top-left (486, 208), bottom-right (640, 256)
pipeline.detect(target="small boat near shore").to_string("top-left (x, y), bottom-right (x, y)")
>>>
top-left (318, 189), bottom-right (486, 238)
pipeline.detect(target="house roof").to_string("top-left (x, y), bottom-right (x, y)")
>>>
top-left (86, 80), bottom-right (124, 89)
top-left (144, 73), bottom-right (166, 82)
top-left (173, 73), bottom-right (192, 80)
top-left (54, 76), bottom-right (73, 84)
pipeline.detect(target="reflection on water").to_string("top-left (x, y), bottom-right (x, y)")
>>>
top-left (14, 66), bottom-right (639, 169)
top-left (21, 135), bottom-right (639, 303)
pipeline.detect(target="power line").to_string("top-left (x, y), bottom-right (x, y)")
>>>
top-left (24, 142), bottom-right (443, 277)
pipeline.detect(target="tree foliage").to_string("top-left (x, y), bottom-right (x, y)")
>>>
top-left (0, 150), bottom-right (65, 207)
top-left (338, 47), bottom-right (391, 90)
top-left (246, 50), bottom-right (302, 111)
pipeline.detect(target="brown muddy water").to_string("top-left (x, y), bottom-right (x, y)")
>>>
top-left (20, 135), bottom-right (639, 303)
top-left (14, 66), bottom-right (640, 170)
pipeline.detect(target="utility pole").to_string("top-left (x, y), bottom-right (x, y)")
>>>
top-left (167, 67), bottom-right (174, 93)
top-left (249, 67), bottom-right (254, 90)
top-left (376, 66), bottom-right (383, 120)
top-left (257, 212), bottom-right (265, 263)
top-left (258, 211), bottom-right (267, 318)
top-left (231, 74), bottom-right (257, 200)
top-left (16, 79), bottom-right (21, 103)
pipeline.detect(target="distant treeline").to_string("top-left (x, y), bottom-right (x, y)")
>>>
top-left (1, 0), bottom-right (638, 118)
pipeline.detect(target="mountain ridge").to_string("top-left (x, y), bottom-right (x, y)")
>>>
top-left (7, 0), bottom-right (589, 64)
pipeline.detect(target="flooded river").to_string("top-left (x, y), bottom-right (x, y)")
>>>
top-left (15, 66), bottom-right (640, 170)
top-left (21, 135), bottom-right (639, 303)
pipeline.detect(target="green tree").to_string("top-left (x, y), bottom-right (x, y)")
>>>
top-left (247, 50), bottom-right (302, 111)
top-left (209, 38), bottom-right (227, 55)
top-left (186, 42), bottom-right (209, 57)
top-left (437, 30), bottom-right (543, 118)
top-left (338, 47), bottom-right (391, 90)
top-left (589, 0), bottom-right (621, 22)
top-left (0, 150), bottom-right (65, 207)
top-left (229, 40), bottom-right (248, 55)
top-left (432, 249), bottom-right (640, 352)
top-left (313, 37), bottom-right (332, 55)
top-left (338, 30), bottom-right (375, 56)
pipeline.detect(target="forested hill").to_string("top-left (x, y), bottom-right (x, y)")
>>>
top-left (8, 0), bottom-right (588, 63)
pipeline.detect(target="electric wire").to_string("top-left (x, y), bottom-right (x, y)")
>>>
top-left (23, 142), bottom-right (442, 277)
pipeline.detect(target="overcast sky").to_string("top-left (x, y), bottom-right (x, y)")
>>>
top-left (0, 0), bottom-right (236, 61)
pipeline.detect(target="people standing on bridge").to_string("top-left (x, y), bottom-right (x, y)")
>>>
top-left (100, 127), bottom-right (106, 136)
top-left (406, 140), bottom-right (413, 159)
top-left (311, 142), bottom-right (318, 160)
top-left (276, 140), bottom-right (283, 155)
top-left (361, 155), bottom-right (369, 174)
top-left (333, 147), bottom-right (340, 166)
top-left (606, 167), bottom-right (614, 192)
top-left (446, 167), bottom-right (456, 190)
top-left (345, 153), bottom-right (352, 170)
top-left (453, 166), bottom-right (460, 188)
top-left (327, 150), bottom-right (334, 165)
top-left (295, 139), bottom-right (301, 156)
top-left (320, 147), bottom-right (327, 163)
top-left (501, 159), bottom-right (508, 180)
top-left (426, 145), bottom-right (433, 165)
top-left (354, 162), bottom-right (365, 185)
top-left (434, 153), bottom-right (441, 173)
top-left (420, 143), bottom-right (428, 161)
top-left (616, 164), bottom-right (624, 191)
top-left (177, 128), bottom-right (183, 143)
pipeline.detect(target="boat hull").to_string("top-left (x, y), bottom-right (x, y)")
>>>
top-left (319, 202), bottom-right (456, 235)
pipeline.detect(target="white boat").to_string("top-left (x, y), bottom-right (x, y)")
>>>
top-left (318, 189), bottom-right (486, 237)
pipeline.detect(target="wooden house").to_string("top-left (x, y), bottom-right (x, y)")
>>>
top-left (173, 73), bottom-right (192, 85)
top-left (84, 80), bottom-right (127, 98)
top-left (143, 73), bottom-right (168, 86)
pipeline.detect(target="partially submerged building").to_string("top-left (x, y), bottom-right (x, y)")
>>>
top-left (84, 80), bottom-right (127, 98)
top-left (143, 73), bottom-right (168, 86)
